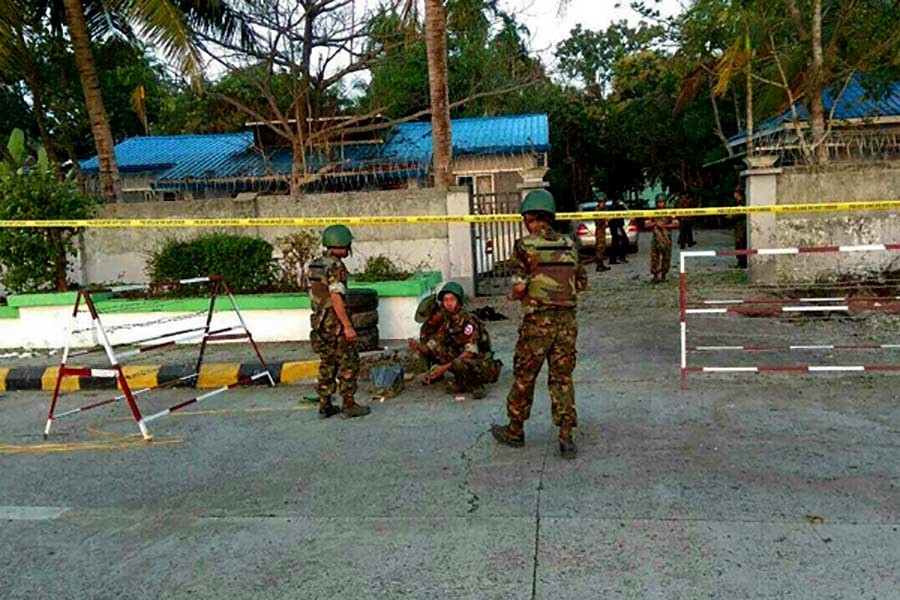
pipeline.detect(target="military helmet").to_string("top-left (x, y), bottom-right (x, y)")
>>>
top-left (655, 193), bottom-right (667, 203)
top-left (322, 224), bottom-right (353, 248)
top-left (592, 187), bottom-right (607, 202)
top-left (414, 294), bottom-right (438, 323)
top-left (519, 189), bottom-right (556, 217)
top-left (438, 281), bottom-right (465, 305)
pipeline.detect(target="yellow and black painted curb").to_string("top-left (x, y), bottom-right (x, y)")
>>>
top-left (0, 360), bottom-right (320, 393)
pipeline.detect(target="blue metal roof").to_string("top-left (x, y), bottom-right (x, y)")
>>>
top-left (730, 76), bottom-right (900, 143)
top-left (80, 113), bottom-right (550, 183)
top-left (80, 132), bottom-right (253, 173)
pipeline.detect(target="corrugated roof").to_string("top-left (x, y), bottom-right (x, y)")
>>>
top-left (80, 132), bottom-right (252, 173)
top-left (80, 114), bottom-right (550, 182)
top-left (729, 75), bottom-right (900, 143)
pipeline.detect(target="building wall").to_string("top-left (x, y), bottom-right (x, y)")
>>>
top-left (748, 160), bottom-right (900, 282)
top-left (79, 188), bottom-right (474, 293)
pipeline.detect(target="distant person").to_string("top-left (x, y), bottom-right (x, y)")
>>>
top-left (732, 188), bottom-right (748, 268)
top-left (645, 194), bottom-right (679, 283)
top-left (608, 197), bottom-right (629, 264)
top-left (592, 188), bottom-right (610, 272)
top-left (677, 193), bottom-right (696, 249)
top-left (308, 224), bottom-right (370, 419)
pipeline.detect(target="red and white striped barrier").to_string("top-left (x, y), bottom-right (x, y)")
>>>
top-left (679, 243), bottom-right (900, 386)
top-left (43, 277), bottom-right (274, 442)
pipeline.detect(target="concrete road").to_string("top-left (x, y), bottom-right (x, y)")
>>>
top-left (2, 229), bottom-right (900, 599)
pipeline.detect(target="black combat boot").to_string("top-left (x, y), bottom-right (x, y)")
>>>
top-left (318, 398), bottom-right (341, 419)
top-left (491, 423), bottom-right (525, 447)
top-left (558, 428), bottom-right (577, 460)
top-left (341, 399), bottom-right (371, 418)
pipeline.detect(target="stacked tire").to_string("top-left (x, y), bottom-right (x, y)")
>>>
top-left (347, 288), bottom-right (380, 351)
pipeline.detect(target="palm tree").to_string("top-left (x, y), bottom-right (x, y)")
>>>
top-left (3, 0), bottom-right (244, 202)
top-left (424, 0), bottom-right (452, 189)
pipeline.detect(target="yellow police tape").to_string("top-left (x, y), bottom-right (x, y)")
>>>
top-left (0, 200), bottom-right (899, 228)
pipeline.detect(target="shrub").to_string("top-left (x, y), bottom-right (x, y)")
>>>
top-left (0, 172), bottom-right (98, 293)
top-left (147, 233), bottom-right (278, 293)
top-left (276, 230), bottom-right (319, 291)
top-left (353, 255), bottom-right (419, 282)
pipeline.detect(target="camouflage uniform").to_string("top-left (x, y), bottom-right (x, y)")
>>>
top-left (419, 314), bottom-right (455, 366)
top-left (444, 310), bottom-right (501, 391)
top-left (506, 222), bottom-right (587, 432)
top-left (594, 218), bottom-right (608, 265)
top-left (308, 254), bottom-right (359, 406)
top-left (650, 214), bottom-right (675, 280)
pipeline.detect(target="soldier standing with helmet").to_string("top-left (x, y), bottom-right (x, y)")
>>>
top-left (646, 193), bottom-right (680, 284)
top-left (307, 224), bottom-right (371, 419)
top-left (491, 189), bottom-right (588, 459)
top-left (592, 187), bottom-right (610, 272)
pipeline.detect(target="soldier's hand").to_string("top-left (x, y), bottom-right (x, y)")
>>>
top-left (408, 338), bottom-right (418, 352)
top-left (344, 326), bottom-right (358, 342)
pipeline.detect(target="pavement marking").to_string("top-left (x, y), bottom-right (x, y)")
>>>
top-left (0, 366), bottom-right (8, 391)
top-left (0, 506), bottom-right (71, 521)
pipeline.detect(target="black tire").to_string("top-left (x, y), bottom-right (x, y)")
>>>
top-left (347, 288), bottom-right (378, 312)
top-left (355, 326), bottom-right (380, 352)
top-left (351, 309), bottom-right (379, 329)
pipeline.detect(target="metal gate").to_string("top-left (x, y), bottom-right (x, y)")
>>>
top-left (470, 191), bottom-right (525, 296)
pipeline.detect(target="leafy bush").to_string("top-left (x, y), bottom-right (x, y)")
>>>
top-left (0, 172), bottom-right (98, 292)
top-left (147, 233), bottom-right (278, 293)
top-left (353, 255), bottom-right (419, 282)
top-left (276, 230), bottom-right (319, 291)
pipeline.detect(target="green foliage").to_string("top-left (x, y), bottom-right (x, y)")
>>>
top-left (0, 172), bottom-right (98, 293)
top-left (147, 234), bottom-right (278, 293)
top-left (363, 0), bottom-right (541, 119)
top-left (352, 255), bottom-right (416, 283)
top-left (276, 230), bottom-right (320, 292)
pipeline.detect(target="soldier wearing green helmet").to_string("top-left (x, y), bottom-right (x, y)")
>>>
top-left (421, 282), bottom-right (501, 399)
top-left (645, 193), bottom-right (679, 284)
top-left (592, 187), bottom-right (610, 272)
top-left (408, 294), bottom-right (455, 373)
top-left (307, 224), bottom-right (370, 419)
top-left (491, 188), bottom-right (587, 460)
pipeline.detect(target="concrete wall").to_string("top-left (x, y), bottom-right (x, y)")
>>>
top-left (79, 188), bottom-right (474, 294)
top-left (747, 159), bottom-right (900, 283)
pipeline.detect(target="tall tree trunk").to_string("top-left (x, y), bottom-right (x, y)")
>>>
top-left (809, 0), bottom-right (828, 163)
top-left (745, 58), bottom-right (753, 158)
top-left (65, 143), bottom-right (86, 190)
top-left (61, 0), bottom-right (121, 201)
top-left (424, 0), bottom-right (452, 190)
top-left (20, 50), bottom-right (61, 173)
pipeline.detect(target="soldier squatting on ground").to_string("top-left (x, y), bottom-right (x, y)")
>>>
top-left (490, 189), bottom-right (588, 460)
top-left (307, 224), bottom-right (371, 419)
top-left (419, 282), bottom-right (501, 399)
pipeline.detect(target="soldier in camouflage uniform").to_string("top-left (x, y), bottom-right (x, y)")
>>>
top-left (592, 188), bottom-right (610, 272)
top-left (491, 189), bottom-right (588, 459)
top-left (421, 282), bottom-right (501, 399)
top-left (408, 294), bottom-right (455, 373)
top-left (646, 193), bottom-right (679, 284)
top-left (307, 224), bottom-right (371, 419)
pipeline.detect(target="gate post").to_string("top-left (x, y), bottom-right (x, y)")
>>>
top-left (447, 186), bottom-right (475, 298)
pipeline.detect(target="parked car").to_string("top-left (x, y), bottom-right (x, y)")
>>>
top-left (572, 201), bottom-right (639, 254)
